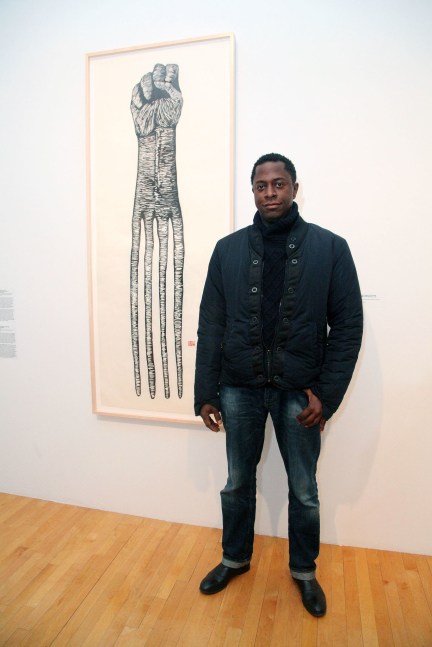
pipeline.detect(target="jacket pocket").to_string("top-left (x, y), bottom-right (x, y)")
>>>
top-left (315, 324), bottom-right (327, 364)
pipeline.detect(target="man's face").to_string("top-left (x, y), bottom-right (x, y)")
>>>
top-left (252, 161), bottom-right (299, 222)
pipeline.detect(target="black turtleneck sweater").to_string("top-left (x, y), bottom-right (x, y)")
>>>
top-left (254, 203), bottom-right (299, 349)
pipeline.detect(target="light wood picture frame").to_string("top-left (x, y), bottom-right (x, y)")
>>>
top-left (87, 33), bottom-right (235, 423)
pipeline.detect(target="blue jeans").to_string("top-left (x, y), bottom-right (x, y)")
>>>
top-left (219, 385), bottom-right (321, 580)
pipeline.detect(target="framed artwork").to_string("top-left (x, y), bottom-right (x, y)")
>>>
top-left (87, 33), bottom-right (235, 423)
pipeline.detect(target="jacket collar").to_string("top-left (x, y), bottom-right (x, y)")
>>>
top-left (249, 204), bottom-right (309, 257)
top-left (253, 201), bottom-right (299, 237)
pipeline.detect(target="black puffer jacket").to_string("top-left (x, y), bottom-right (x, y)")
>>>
top-left (194, 210), bottom-right (363, 420)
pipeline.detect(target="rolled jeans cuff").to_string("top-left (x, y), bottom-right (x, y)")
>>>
top-left (290, 569), bottom-right (316, 581)
top-left (222, 557), bottom-right (250, 569)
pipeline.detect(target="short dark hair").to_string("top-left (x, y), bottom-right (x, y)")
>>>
top-left (251, 153), bottom-right (297, 184)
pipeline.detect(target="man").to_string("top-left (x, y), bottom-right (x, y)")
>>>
top-left (194, 153), bottom-right (363, 617)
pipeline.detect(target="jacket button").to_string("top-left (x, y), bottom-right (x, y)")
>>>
top-left (283, 317), bottom-right (289, 324)
top-left (274, 376), bottom-right (280, 382)
top-left (287, 287), bottom-right (294, 294)
top-left (252, 259), bottom-right (259, 265)
top-left (288, 244), bottom-right (295, 249)
top-left (251, 287), bottom-right (258, 293)
top-left (257, 374), bottom-right (264, 380)
top-left (291, 259), bottom-right (298, 265)
top-left (251, 316), bottom-right (258, 323)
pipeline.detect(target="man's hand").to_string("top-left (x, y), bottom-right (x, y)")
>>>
top-left (200, 404), bottom-right (222, 432)
top-left (297, 388), bottom-right (327, 433)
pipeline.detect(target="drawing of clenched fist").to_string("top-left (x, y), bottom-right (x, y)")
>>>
top-left (130, 64), bottom-right (184, 401)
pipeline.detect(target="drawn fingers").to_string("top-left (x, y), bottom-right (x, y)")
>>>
top-left (141, 72), bottom-right (153, 100)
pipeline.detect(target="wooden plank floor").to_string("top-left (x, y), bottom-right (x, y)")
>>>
top-left (0, 494), bottom-right (431, 646)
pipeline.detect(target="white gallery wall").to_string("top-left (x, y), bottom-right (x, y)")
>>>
top-left (1, 0), bottom-right (431, 555)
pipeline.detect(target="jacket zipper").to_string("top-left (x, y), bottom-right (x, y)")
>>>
top-left (266, 349), bottom-right (271, 382)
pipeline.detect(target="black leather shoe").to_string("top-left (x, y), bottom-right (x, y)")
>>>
top-left (199, 562), bottom-right (250, 595)
top-left (293, 577), bottom-right (327, 617)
